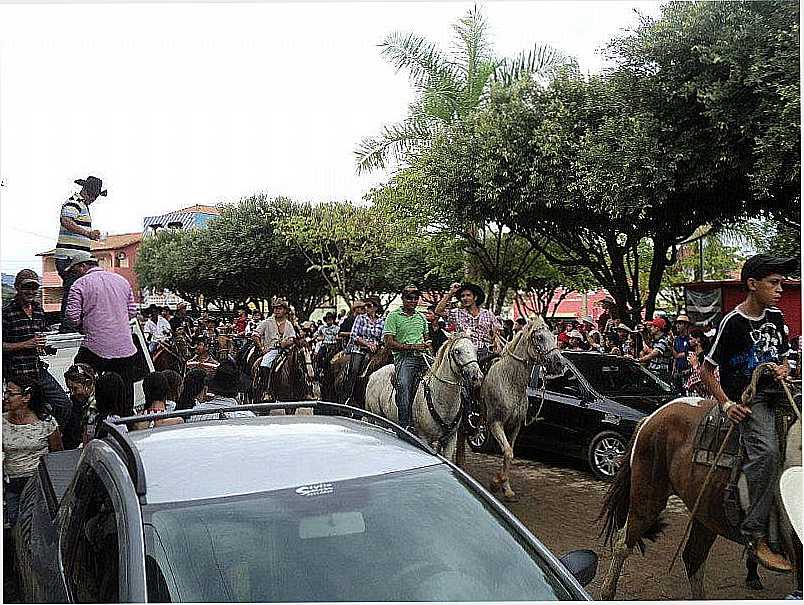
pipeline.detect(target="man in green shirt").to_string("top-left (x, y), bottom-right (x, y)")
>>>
top-left (383, 284), bottom-right (430, 432)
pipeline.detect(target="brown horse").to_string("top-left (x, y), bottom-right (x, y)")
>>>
top-left (151, 340), bottom-right (187, 373)
top-left (598, 364), bottom-right (802, 599)
top-left (252, 339), bottom-right (315, 413)
top-left (322, 346), bottom-right (392, 406)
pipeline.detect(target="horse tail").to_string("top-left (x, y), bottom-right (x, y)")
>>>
top-left (597, 419), bottom-right (666, 553)
top-left (597, 435), bottom-right (633, 548)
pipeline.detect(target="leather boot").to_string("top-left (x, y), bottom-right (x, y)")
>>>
top-left (753, 538), bottom-right (792, 573)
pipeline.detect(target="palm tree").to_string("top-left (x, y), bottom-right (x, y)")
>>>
top-left (354, 5), bottom-right (566, 175)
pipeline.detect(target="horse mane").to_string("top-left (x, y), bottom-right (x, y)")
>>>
top-left (502, 327), bottom-right (526, 356)
top-left (432, 332), bottom-right (463, 370)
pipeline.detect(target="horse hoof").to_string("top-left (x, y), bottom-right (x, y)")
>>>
top-left (746, 580), bottom-right (763, 591)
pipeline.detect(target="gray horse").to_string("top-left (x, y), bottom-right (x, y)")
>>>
top-left (366, 333), bottom-right (483, 460)
top-left (480, 316), bottom-right (563, 502)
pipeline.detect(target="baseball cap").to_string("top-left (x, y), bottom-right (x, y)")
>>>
top-left (647, 317), bottom-right (668, 331)
top-left (14, 269), bottom-right (40, 288)
top-left (740, 254), bottom-right (798, 284)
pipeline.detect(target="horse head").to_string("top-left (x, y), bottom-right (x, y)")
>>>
top-left (442, 332), bottom-right (483, 388)
top-left (520, 316), bottom-right (564, 378)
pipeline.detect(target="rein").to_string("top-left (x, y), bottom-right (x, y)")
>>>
top-left (424, 336), bottom-right (480, 386)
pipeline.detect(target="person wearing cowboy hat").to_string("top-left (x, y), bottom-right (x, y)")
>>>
top-left (254, 298), bottom-right (298, 394)
top-left (383, 285), bottom-right (430, 433)
top-left (338, 300), bottom-right (366, 348)
top-left (613, 322), bottom-right (636, 357)
top-left (671, 313), bottom-right (693, 391)
top-left (65, 251), bottom-right (140, 409)
top-left (185, 334), bottom-right (220, 376)
top-left (313, 311), bottom-right (340, 381)
top-left (53, 176), bottom-right (107, 333)
top-left (434, 282), bottom-right (501, 359)
top-left (343, 296), bottom-right (384, 406)
top-left (2, 269), bottom-right (72, 426)
top-left (567, 330), bottom-right (586, 352)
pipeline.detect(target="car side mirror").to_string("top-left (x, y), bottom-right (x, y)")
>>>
top-left (558, 549), bottom-right (598, 587)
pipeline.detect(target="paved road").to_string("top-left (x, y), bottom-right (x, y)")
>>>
top-left (462, 450), bottom-right (799, 600)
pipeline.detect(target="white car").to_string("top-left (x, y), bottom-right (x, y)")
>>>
top-left (44, 319), bottom-right (154, 411)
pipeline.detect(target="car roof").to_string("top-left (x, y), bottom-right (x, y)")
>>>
top-left (125, 416), bottom-right (441, 505)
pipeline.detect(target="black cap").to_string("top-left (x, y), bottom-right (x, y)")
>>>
top-left (740, 254), bottom-right (799, 284)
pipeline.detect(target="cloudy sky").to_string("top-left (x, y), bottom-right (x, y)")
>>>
top-left (0, 0), bottom-right (662, 276)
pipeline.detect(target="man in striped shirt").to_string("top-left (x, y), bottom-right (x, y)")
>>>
top-left (54, 176), bottom-right (106, 332)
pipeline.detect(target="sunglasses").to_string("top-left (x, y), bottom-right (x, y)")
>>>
top-left (19, 285), bottom-right (40, 291)
top-left (402, 293), bottom-right (420, 300)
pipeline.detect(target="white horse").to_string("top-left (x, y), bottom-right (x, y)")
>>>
top-left (366, 334), bottom-right (483, 460)
top-left (480, 316), bottom-right (564, 501)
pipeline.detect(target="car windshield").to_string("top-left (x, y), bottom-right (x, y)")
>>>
top-left (565, 353), bottom-right (673, 397)
top-left (143, 466), bottom-right (574, 602)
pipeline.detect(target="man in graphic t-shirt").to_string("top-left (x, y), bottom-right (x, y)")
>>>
top-left (701, 254), bottom-right (797, 573)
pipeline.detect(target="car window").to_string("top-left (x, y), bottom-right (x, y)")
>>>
top-left (566, 353), bottom-right (672, 396)
top-left (145, 466), bottom-right (574, 602)
top-left (531, 365), bottom-right (584, 397)
top-left (61, 466), bottom-right (121, 603)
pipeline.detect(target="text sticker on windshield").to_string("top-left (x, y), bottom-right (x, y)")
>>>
top-left (296, 483), bottom-right (335, 497)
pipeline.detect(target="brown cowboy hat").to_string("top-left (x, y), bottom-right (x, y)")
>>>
top-left (272, 298), bottom-right (290, 310)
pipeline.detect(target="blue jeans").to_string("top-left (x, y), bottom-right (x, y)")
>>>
top-left (740, 384), bottom-right (783, 541)
top-left (38, 366), bottom-right (71, 428)
top-left (3, 477), bottom-right (29, 528)
top-left (394, 354), bottom-right (426, 428)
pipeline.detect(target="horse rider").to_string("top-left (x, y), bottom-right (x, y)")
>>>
top-left (314, 311), bottom-right (340, 380)
top-left (435, 282), bottom-right (501, 363)
top-left (339, 300), bottom-right (366, 349)
top-left (143, 304), bottom-right (172, 353)
top-left (701, 254), bottom-right (798, 573)
top-left (344, 297), bottom-right (384, 406)
top-left (255, 298), bottom-right (297, 394)
top-left (169, 301), bottom-right (195, 336)
top-left (383, 285), bottom-right (430, 434)
top-left (185, 334), bottom-right (220, 376)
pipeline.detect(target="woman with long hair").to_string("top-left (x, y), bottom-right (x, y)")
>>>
top-left (3, 374), bottom-right (63, 527)
top-left (84, 371), bottom-right (133, 443)
top-left (684, 328), bottom-right (715, 397)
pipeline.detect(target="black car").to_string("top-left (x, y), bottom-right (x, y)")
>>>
top-left (469, 352), bottom-right (678, 479)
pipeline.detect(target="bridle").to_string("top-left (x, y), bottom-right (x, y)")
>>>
top-left (505, 329), bottom-right (560, 367)
top-left (427, 335), bottom-right (481, 386)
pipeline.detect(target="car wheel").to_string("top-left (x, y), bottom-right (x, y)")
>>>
top-left (466, 414), bottom-right (497, 453)
top-left (587, 431), bottom-right (626, 480)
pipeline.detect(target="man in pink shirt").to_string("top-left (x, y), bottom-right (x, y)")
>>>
top-left (66, 251), bottom-right (139, 406)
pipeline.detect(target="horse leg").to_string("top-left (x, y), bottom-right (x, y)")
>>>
top-left (488, 421), bottom-right (517, 501)
top-left (499, 422), bottom-right (522, 502)
top-left (745, 554), bottom-right (763, 591)
top-left (442, 432), bottom-right (459, 464)
top-left (683, 519), bottom-right (717, 599)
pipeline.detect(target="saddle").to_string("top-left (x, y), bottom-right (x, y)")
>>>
top-left (692, 384), bottom-right (800, 536)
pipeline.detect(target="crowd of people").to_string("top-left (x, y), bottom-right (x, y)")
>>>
top-left (1, 173), bottom-right (800, 577)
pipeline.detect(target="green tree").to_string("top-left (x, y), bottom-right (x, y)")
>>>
top-left (354, 4), bottom-right (565, 174)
